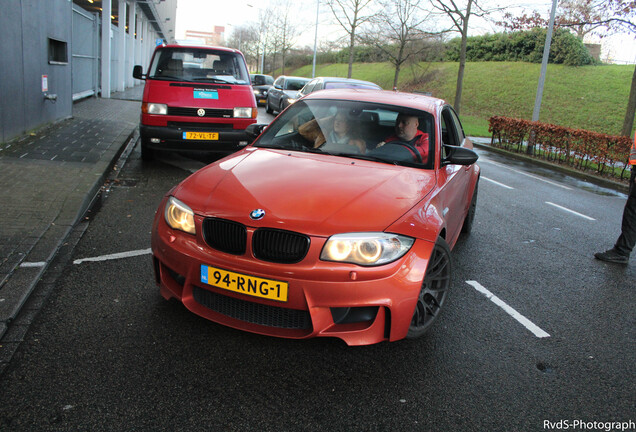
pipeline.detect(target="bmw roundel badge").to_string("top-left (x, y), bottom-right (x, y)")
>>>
top-left (250, 209), bottom-right (266, 220)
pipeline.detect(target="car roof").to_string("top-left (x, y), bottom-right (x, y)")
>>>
top-left (313, 77), bottom-right (380, 86)
top-left (302, 89), bottom-right (446, 113)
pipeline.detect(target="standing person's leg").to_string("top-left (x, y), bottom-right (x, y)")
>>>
top-left (595, 168), bottom-right (636, 264)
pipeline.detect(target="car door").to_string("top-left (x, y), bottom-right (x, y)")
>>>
top-left (435, 106), bottom-right (472, 246)
top-left (270, 76), bottom-right (284, 107)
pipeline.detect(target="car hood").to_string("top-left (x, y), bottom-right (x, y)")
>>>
top-left (174, 148), bottom-right (436, 237)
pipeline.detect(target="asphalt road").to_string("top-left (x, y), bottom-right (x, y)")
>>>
top-left (0, 111), bottom-right (634, 431)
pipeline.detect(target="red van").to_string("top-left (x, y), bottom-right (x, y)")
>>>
top-left (133, 44), bottom-right (257, 160)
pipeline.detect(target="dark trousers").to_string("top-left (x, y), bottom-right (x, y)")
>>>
top-left (615, 167), bottom-right (636, 257)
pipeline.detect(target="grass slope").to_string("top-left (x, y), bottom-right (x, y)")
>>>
top-left (290, 61), bottom-right (635, 137)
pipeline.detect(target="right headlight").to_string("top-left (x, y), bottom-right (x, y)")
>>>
top-left (142, 103), bottom-right (168, 115)
top-left (320, 233), bottom-right (414, 266)
top-left (164, 197), bottom-right (196, 235)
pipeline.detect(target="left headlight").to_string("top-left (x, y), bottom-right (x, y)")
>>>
top-left (164, 197), bottom-right (196, 235)
top-left (320, 233), bottom-right (414, 266)
top-left (234, 107), bottom-right (253, 118)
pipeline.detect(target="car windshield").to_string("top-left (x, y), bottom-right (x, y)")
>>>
top-left (253, 99), bottom-right (435, 168)
top-left (148, 48), bottom-right (250, 85)
top-left (284, 79), bottom-right (309, 91)
top-left (252, 75), bottom-right (274, 86)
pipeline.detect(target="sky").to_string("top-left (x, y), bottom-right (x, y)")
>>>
top-left (174, 0), bottom-right (636, 64)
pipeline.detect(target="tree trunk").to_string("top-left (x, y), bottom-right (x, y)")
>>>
top-left (621, 64), bottom-right (636, 137)
top-left (393, 63), bottom-right (401, 90)
top-left (453, 0), bottom-right (472, 115)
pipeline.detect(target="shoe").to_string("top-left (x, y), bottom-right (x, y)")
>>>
top-left (594, 249), bottom-right (629, 264)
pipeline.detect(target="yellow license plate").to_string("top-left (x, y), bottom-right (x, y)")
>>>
top-left (200, 265), bottom-right (288, 302)
top-left (183, 132), bottom-right (219, 140)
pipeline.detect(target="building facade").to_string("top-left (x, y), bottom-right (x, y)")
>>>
top-left (0, 0), bottom-right (177, 144)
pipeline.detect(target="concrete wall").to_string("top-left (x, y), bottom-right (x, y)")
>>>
top-left (1, 0), bottom-right (73, 143)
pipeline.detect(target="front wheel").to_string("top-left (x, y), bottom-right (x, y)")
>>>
top-left (266, 98), bottom-right (273, 114)
top-left (461, 179), bottom-right (479, 234)
top-left (139, 136), bottom-right (154, 161)
top-left (407, 237), bottom-right (452, 339)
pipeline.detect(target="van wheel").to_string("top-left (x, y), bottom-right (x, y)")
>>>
top-left (140, 137), bottom-right (154, 161)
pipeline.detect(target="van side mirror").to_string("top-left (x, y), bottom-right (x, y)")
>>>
top-left (133, 65), bottom-right (145, 80)
top-left (442, 145), bottom-right (479, 166)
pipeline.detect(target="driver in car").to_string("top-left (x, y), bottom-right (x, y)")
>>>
top-left (376, 114), bottom-right (429, 164)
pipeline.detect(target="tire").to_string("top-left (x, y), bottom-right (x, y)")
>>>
top-left (140, 136), bottom-right (154, 162)
top-left (461, 179), bottom-right (479, 234)
top-left (279, 99), bottom-right (285, 113)
top-left (266, 97), bottom-right (273, 114)
top-left (407, 237), bottom-right (452, 339)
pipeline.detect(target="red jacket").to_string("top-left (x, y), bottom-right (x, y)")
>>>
top-left (386, 130), bottom-right (429, 164)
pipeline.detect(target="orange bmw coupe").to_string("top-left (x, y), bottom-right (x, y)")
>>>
top-left (151, 89), bottom-right (480, 346)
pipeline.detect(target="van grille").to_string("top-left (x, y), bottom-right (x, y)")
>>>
top-left (167, 107), bottom-right (233, 118)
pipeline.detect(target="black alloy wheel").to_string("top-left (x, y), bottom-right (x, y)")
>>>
top-left (461, 179), bottom-right (479, 234)
top-left (407, 237), bottom-right (452, 339)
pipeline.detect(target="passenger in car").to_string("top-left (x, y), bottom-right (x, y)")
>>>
top-left (376, 114), bottom-right (429, 164)
top-left (299, 111), bottom-right (366, 154)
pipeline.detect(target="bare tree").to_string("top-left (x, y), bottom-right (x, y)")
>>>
top-left (361, 0), bottom-right (433, 89)
top-left (271, 0), bottom-right (300, 75)
top-left (326, 0), bottom-right (375, 78)
top-left (430, 0), bottom-right (497, 115)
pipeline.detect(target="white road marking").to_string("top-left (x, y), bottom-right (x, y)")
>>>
top-left (481, 176), bottom-right (514, 189)
top-left (466, 280), bottom-right (551, 338)
top-left (545, 202), bottom-right (596, 221)
top-left (73, 248), bottom-right (152, 265)
top-left (483, 159), bottom-right (572, 190)
top-left (19, 262), bottom-right (46, 268)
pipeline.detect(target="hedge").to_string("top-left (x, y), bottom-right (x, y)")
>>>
top-left (488, 116), bottom-right (633, 180)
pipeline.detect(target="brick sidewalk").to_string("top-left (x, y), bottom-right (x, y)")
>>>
top-left (0, 94), bottom-right (141, 339)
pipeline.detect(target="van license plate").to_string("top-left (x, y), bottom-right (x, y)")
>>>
top-left (183, 132), bottom-right (219, 140)
top-left (200, 265), bottom-right (288, 302)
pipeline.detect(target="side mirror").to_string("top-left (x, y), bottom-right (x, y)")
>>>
top-left (442, 145), bottom-right (479, 166)
top-left (132, 65), bottom-right (145, 80)
top-left (246, 124), bottom-right (267, 141)
top-left (274, 84), bottom-right (283, 90)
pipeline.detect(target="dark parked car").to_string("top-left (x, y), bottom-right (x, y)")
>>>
top-left (266, 75), bottom-right (310, 114)
top-left (298, 77), bottom-right (382, 98)
top-left (250, 74), bottom-right (274, 107)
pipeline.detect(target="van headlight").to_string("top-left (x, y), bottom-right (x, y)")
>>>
top-left (164, 197), bottom-right (196, 235)
top-left (320, 233), bottom-right (414, 266)
top-left (142, 103), bottom-right (168, 115)
top-left (233, 107), bottom-right (253, 118)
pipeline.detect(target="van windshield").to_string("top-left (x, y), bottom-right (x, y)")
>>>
top-left (148, 47), bottom-right (250, 85)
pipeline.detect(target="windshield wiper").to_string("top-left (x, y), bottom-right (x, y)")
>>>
top-left (192, 78), bottom-right (234, 84)
top-left (330, 152), bottom-right (397, 164)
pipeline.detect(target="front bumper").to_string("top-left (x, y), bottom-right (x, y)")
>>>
top-left (150, 201), bottom-right (435, 346)
top-left (140, 124), bottom-right (251, 153)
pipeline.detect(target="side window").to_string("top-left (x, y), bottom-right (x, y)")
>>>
top-left (448, 107), bottom-right (465, 144)
top-left (274, 77), bottom-right (283, 88)
top-left (441, 107), bottom-right (459, 147)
